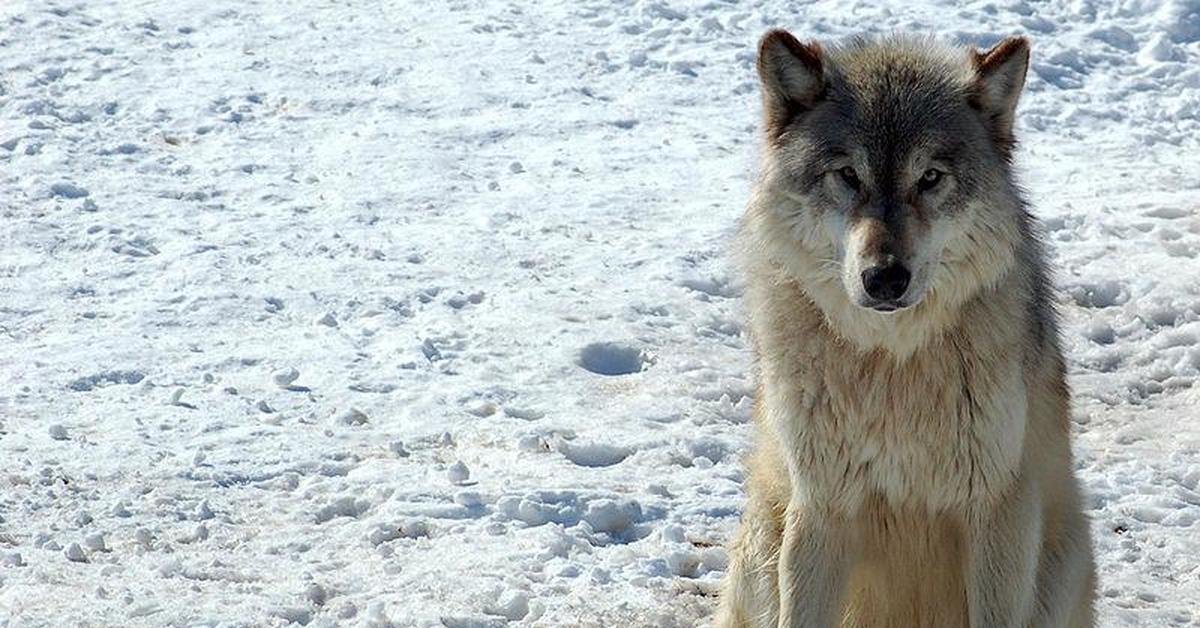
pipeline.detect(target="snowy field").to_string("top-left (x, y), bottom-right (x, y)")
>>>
top-left (1, 0), bottom-right (1198, 626)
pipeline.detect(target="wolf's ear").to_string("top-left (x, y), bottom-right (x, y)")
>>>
top-left (970, 36), bottom-right (1030, 149)
top-left (757, 29), bottom-right (825, 140)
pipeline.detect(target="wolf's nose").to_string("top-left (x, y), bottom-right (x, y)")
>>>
top-left (861, 263), bottom-right (910, 302)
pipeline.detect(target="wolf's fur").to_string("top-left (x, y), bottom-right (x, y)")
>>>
top-left (714, 32), bottom-right (1096, 628)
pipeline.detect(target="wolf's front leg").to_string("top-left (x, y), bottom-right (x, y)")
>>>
top-left (776, 500), bottom-right (852, 628)
top-left (966, 474), bottom-right (1040, 628)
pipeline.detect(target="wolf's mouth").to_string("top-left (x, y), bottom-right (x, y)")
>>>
top-left (864, 300), bottom-right (907, 313)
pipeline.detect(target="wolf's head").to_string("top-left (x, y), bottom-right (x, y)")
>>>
top-left (745, 31), bottom-right (1033, 353)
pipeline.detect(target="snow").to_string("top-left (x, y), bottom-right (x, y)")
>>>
top-left (0, 0), bottom-right (1197, 626)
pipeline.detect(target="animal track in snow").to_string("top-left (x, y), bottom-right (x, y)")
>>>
top-left (1068, 280), bottom-right (1130, 309)
top-left (68, 370), bottom-right (146, 391)
top-left (446, 291), bottom-right (486, 309)
top-left (50, 182), bottom-right (89, 198)
top-left (678, 274), bottom-right (740, 299)
top-left (556, 439), bottom-right (633, 467)
top-left (314, 496), bottom-right (371, 523)
top-left (494, 491), bottom-right (651, 542)
top-left (1143, 206), bottom-right (1190, 220)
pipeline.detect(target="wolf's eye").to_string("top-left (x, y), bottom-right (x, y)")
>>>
top-left (838, 166), bottom-right (861, 191)
top-left (918, 168), bottom-right (944, 191)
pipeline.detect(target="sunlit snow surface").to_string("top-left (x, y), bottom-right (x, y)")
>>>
top-left (1, 1), bottom-right (1198, 626)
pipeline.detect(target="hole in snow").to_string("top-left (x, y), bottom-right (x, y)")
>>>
top-left (578, 342), bottom-right (648, 376)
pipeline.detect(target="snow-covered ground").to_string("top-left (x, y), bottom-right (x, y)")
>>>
top-left (1, 0), bottom-right (1198, 626)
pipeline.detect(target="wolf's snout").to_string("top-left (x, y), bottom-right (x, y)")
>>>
top-left (861, 262), bottom-right (911, 303)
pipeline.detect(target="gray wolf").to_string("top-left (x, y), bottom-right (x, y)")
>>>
top-left (713, 30), bottom-right (1096, 628)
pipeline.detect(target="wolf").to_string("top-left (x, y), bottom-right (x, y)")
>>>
top-left (713, 31), bottom-right (1096, 628)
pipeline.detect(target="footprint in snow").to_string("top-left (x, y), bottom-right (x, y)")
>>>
top-left (578, 342), bottom-right (651, 376)
top-left (555, 439), bottom-right (632, 468)
top-left (68, 369), bottom-right (146, 391)
top-left (679, 274), bottom-right (741, 299)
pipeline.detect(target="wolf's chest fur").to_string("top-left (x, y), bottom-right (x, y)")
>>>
top-left (753, 278), bottom-right (1028, 512)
